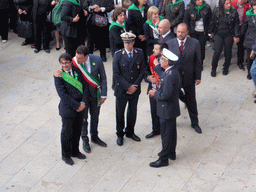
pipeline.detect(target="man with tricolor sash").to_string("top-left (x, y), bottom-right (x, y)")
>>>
top-left (74, 45), bottom-right (108, 153)
top-left (54, 46), bottom-right (108, 154)
top-left (54, 53), bottom-right (88, 165)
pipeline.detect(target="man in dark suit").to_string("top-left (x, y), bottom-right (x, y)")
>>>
top-left (73, 45), bottom-right (108, 153)
top-left (113, 32), bottom-right (146, 146)
top-left (148, 48), bottom-right (180, 168)
top-left (144, 42), bottom-right (168, 139)
top-left (167, 23), bottom-right (203, 133)
top-left (54, 53), bottom-right (88, 165)
top-left (54, 46), bottom-right (108, 153)
top-left (158, 19), bottom-right (175, 43)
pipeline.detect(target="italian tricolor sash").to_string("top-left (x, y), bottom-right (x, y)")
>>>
top-left (60, 71), bottom-right (83, 94)
top-left (72, 57), bottom-right (101, 105)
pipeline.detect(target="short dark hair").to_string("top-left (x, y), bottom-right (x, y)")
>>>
top-left (112, 7), bottom-right (126, 22)
top-left (76, 45), bottom-right (89, 56)
top-left (59, 53), bottom-right (73, 62)
top-left (159, 43), bottom-right (168, 51)
top-left (251, 0), bottom-right (256, 7)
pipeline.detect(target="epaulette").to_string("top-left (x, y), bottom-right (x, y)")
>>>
top-left (115, 49), bottom-right (122, 54)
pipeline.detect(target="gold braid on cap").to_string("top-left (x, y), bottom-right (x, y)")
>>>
top-left (162, 54), bottom-right (169, 61)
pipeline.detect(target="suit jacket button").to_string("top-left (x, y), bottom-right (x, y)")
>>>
top-left (131, 77), bottom-right (133, 79)
top-left (162, 105), bottom-right (164, 107)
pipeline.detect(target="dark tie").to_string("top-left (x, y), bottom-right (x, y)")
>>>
top-left (129, 52), bottom-right (133, 62)
top-left (180, 41), bottom-right (184, 55)
top-left (68, 71), bottom-right (71, 75)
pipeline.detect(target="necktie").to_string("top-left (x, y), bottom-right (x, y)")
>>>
top-left (160, 36), bottom-right (163, 41)
top-left (129, 52), bottom-right (133, 62)
top-left (180, 41), bottom-right (184, 55)
top-left (68, 71), bottom-right (71, 75)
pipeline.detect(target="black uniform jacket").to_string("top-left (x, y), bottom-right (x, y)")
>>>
top-left (54, 65), bottom-right (89, 118)
top-left (61, 0), bottom-right (87, 38)
top-left (183, 2), bottom-right (212, 35)
top-left (208, 7), bottom-right (240, 38)
top-left (161, 0), bottom-right (185, 28)
top-left (241, 13), bottom-right (256, 49)
top-left (154, 64), bottom-right (180, 119)
top-left (113, 48), bottom-right (145, 98)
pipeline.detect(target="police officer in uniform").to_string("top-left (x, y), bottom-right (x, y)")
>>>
top-left (148, 48), bottom-right (180, 168)
top-left (113, 32), bottom-right (146, 146)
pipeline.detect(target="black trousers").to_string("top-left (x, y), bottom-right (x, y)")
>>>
top-left (81, 97), bottom-right (100, 142)
top-left (190, 31), bottom-right (207, 65)
top-left (158, 117), bottom-right (177, 160)
top-left (211, 33), bottom-right (233, 70)
top-left (63, 35), bottom-right (85, 58)
top-left (179, 85), bottom-right (198, 126)
top-left (149, 95), bottom-right (160, 134)
top-left (87, 24), bottom-right (108, 56)
top-left (237, 34), bottom-right (245, 65)
top-left (61, 111), bottom-right (83, 158)
top-left (115, 96), bottom-right (139, 137)
top-left (246, 48), bottom-right (254, 75)
top-left (33, 15), bottom-right (51, 50)
top-left (0, 9), bottom-right (9, 40)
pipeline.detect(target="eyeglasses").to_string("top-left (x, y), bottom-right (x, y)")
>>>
top-left (60, 62), bottom-right (71, 65)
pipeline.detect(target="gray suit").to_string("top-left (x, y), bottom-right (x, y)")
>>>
top-left (167, 37), bottom-right (202, 126)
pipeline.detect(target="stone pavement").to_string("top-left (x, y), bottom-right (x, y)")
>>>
top-left (0, 32), bottom-right (256, 192)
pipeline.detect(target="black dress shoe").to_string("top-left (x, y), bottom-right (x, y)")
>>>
top-left (254, 100), bottom-right (256, 104)
top-left (211, 69), bottom-right (216, 77)
top-left (91, 136), bottom-right (107, 147)
top-left (238, 64), bottom-right (245, 70)
top-left (145, 132), bottom-right (160, 139)
top-left (247, 74), bottom-right (252, 80)
top-left (192, 124), bottom-right (202, 134)
top-left (83, 142), bottom-right (91, 153)
top-left (71, 152), bottom-right (86, 159)
top-left (117, 137), bottom-right (123, 146)
top-left (222, 69), bottom-right (229, 75)
top-left (101, 55), bottom-right (107, 62)
top-left (21, 41), bottom-right (28, 46)
top-left (126, 133), bottom-right (141, 142)
top-left (169, 154), bottom-right (176, 160)
top-left (149, 158), bottom-right (169, 168)
top-left (62, 156), bottom-right (74, 165)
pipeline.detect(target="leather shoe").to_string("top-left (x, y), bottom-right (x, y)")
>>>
top-left (149, 158), bottom-right (168, 168)
top-left (222, 69), bottom-right (229, 75)
top-left (117, 137), bottom-right (123, 146)
top-left (126, 133), bottom-right (141, 142)
top-left (247, 74), bottom-right (252, 80)
top-left (211, 69), bottom-right (216, 77)
top-left (91, 136), bottom-right (107, 147)
top-left (145, 132), bottom-right (160, 139)
top-left (101, 55), bottom-right (107, 62)
top-left (83, 142), bottom-right (91, 153)
top-left (192, 124), bottom-right (202, 134)
top-left (169, 154), bottom-right (176, 160)
top-left (71, 152), bottom-right (86, 159)
top-left (21, 41), bottom-right (28, 46)
top-left (62, 156), bottom-right (74, 165)
top-left (238, 64), bottom-right (245, 70)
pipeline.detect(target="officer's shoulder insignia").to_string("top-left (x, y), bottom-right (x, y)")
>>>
top-left (169, 71), bottom-right (172, 75)
top-left (115, 49), bottom-right (122, 54)
top-left (134, 49), bottom-right (137, 53)
top-left (122, 50), bottom-right (125, 54)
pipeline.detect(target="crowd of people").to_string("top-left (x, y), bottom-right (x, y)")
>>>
top-left (2, 0), bottom-right (256, 167)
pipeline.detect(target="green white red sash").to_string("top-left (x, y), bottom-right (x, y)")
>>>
top-left (72, 57), bottom-right (101, 105)
top-left (60, 71), bottom-right (83, 94)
